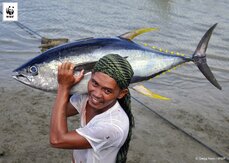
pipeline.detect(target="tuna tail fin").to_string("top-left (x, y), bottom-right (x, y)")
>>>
top-left (193, 23), bottom-right (222, 90)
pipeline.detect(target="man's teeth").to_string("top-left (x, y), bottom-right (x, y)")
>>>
top-left (92, 97), bottom-right (99, 103)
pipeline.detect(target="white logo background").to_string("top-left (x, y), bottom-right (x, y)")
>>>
top-left (2, 2), bottom-right (18, 21)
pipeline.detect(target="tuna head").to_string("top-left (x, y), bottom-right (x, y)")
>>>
top-left (12, 57), bottom-right (60, 92)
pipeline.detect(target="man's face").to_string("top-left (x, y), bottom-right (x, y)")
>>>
top-left (87, 72), bottom-right (126, 112)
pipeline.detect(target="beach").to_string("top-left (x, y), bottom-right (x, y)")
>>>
top-left (0, 85), bottom-right (228, 163)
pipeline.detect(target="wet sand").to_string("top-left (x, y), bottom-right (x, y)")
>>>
top-left (0, 85), bottom-right (228, 163)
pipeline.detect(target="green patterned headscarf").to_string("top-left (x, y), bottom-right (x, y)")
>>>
top-left (93, 54), bottom-right (134, 163)
top-left (93, 54), bottom-right (133, 89)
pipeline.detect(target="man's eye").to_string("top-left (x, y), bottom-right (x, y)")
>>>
top-left (104, 89), bottom-right (112, 94)
top-left (92, 79), bottom-right (98, 86)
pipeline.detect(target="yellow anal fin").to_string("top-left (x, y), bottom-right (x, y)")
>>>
top-left (132, 85), bottom-right (170, 100)
top-left (119, 27), bottom-right (159, 40)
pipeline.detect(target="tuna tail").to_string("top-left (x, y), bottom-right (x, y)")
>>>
top-left (193, 23), bottom-right (222, 90)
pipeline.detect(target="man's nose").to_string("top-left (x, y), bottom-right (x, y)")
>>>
top-left (93, 88), bottom-right (103, 98)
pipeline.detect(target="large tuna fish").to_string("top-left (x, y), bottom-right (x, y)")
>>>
top-left (12, 24), bottom-right (222, 96)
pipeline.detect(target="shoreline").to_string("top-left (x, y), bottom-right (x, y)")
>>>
top-left (0, 86), bottom-right (228, 162)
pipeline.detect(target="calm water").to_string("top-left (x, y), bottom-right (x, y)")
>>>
top-left (1, 0), bottom-right (229, 99)
top-left (1, 1), bottom-right (228, 101)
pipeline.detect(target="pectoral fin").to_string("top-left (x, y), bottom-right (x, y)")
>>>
top-left (119, 27), bottom-right (159, 40)
top-left (132, 85), bottom-right (170, 100)
top-left (74, 61), bottom-right (97, 74)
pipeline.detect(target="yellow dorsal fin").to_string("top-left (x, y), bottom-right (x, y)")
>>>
top-left (132, 85), bottom-right (170, 100)
top-left (119, 27), bottom-right (159, 40)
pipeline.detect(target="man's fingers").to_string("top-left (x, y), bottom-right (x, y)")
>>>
top-left (80, 69), bottom-right (84, 76)
top-left (70, 62), bottom-right (75, 70)
top-left (66, 62), bottom-right (75, 70)
top-left (58, 62), bottom-right (84, 84)
top-left (74, 69), bottom-right (84, 83)
top-left (59, 62), bottom-right (75, 71)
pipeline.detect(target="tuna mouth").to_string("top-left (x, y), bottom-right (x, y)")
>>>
top-left (12, 73), bottom-right (32, 85)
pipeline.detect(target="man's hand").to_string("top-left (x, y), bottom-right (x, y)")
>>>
top-left (58, 62), bottom-right (84, 90)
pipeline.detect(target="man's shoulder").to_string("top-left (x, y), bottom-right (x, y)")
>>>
top-left (99, 102), bottom-right (129, 130)
top-left (70, 93), bottom-right (88, 103)
top-left (70, 93), bottom-right (88, 112)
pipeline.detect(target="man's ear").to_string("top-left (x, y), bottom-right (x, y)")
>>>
top-left (117, 88), bottom-right (129, 99)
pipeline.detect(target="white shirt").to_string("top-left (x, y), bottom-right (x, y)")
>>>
top-left (70, 94), bottom-right (129, 163)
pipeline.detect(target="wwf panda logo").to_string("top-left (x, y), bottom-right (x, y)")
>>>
top-left (6, 6), bottom-right (14, 16)
top-left (3, 3), bottom-right (18, 21)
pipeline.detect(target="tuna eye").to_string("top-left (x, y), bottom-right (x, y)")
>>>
top-left (29, 66), bottom-right (38, 75)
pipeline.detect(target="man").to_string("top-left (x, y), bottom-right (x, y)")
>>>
top-left (50, 54), bottom-right (134, 163)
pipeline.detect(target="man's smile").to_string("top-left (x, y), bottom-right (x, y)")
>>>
top-left (89, 94), bottom-right (103, 105)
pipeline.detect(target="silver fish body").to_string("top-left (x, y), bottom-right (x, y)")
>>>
top-left (13, 24), bottom-right (222, 94)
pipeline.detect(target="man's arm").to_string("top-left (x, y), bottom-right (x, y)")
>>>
top-left (49, 62), bottom-right (91, 149)
top-left (66, 101), bottom-right (78, 117)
